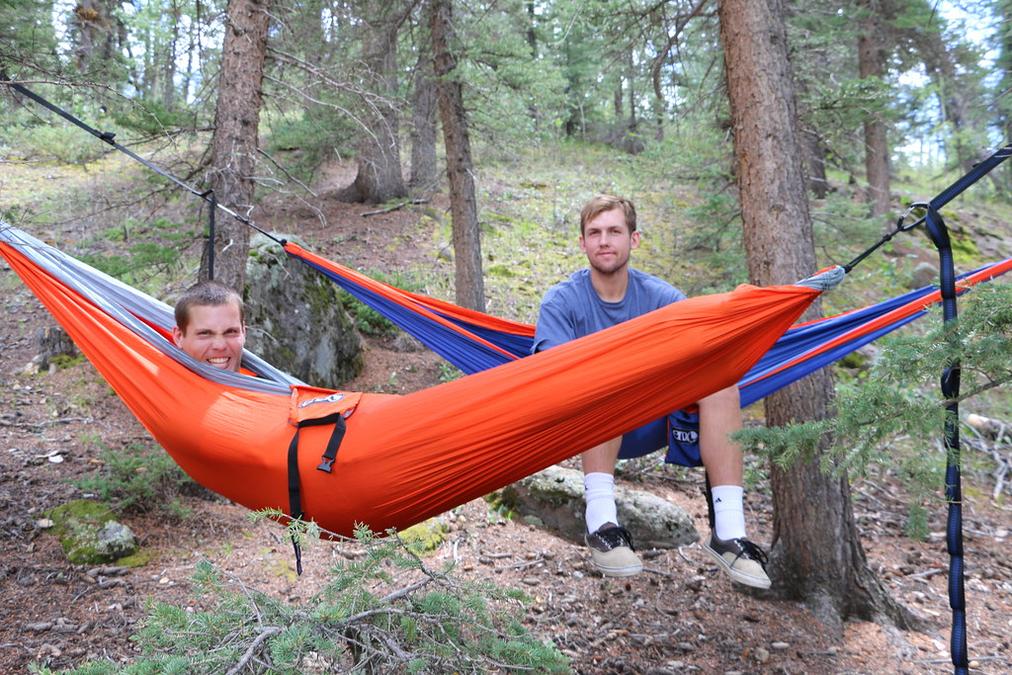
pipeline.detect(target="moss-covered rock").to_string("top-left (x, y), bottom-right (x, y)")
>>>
top-left (397, 518), bottom-right (448, 555)
top-left (244, 233), bottom-right (364, 388)
top-left (501, 466), bottom-right (698, 548)
top-left (46, 499), bottom-right (138, 565)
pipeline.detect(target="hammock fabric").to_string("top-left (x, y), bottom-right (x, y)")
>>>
top-left (2, 225), bottom-right (828, 536)
top-left (285, 242), bottom-right (1012, 461)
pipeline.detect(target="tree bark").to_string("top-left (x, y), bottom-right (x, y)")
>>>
top-left (200, 0), bottom-right (270, 290)
top-left (430, 0), bottom-right (485, 312)
top-left (339, 0), bottom-right (408, 204)
top-left (73, 0), bottom-right (121, 75)
top-left (718, 0), bottom-right (913, 632)
top-left (163, 0), bottom-right (180, 109)
top-left (801, 127), bottom-right (828, 199)
top-left (858, 0), bottom-right (890, 217)
top-left (408, 46), bottom-right (439, 192)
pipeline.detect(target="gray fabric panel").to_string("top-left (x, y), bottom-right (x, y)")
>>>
top-left (0, 224), bottom-right (301, 395)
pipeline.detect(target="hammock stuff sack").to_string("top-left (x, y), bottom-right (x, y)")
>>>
top-left (2, 224), bottom-right (824, 536)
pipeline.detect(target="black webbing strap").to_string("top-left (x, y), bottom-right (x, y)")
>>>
top-left (205, 190), bottom-right (217, 281)
top-left (286, 412), bottom-right (347, 575)
top-left (923, 206), bottom-right (968, 675)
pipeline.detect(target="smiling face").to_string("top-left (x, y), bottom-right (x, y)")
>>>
top-left (172, 300), bottom-right (246, 372)
top-left (579, 207), bottom-right (640, 276)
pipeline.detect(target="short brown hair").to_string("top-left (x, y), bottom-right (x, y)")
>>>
top-left (580, 194), bottom-right (637, 234)
top-left (174, 281), bottom-right (244, 332)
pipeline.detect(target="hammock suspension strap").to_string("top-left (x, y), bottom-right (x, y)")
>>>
top-left (2, 78), bottom-right (285, 249)
top-left (923, 205), bottom-right (968, 675)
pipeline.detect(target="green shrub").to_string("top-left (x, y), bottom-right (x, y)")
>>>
top-left (112, 100), bottom-right (196, 137)
top-left (73, 443), bottom-right (193, 518)
top-left (57, 526), bottom-right (569, 674)
top-left (8, 123), bottom-right (108, 164)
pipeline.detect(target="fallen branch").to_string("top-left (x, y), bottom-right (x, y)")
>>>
top-left (225, 626), bottom-right (282, 675)
top-left (362, 199), bottom-right (429, 217)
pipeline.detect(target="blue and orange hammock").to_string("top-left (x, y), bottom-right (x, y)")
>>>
top-left (286, 242), bottom-right (1012, 463)
top-left (2, 223), bottom-right (1009, 538)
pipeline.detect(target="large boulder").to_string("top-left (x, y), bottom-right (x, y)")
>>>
top-left (245, 233), bottom-right (364, 388)
top-left (500, 466), bottom-right (698, 549)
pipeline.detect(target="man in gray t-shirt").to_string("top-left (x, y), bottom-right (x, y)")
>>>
top-left (533, 194), bottom-right (770, 589)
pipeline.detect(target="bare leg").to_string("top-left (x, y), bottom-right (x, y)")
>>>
top-left (581, 436), bottom-right (623, 476)
top-left (697, 384), bottom-right (743, 486)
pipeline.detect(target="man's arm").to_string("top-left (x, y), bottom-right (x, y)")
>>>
top-left (531, 288), bottom-right (576, 354)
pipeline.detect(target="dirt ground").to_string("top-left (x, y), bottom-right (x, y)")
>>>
top-left (1, 172), bottom-right (1011, 674)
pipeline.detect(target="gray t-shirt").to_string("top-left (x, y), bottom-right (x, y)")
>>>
top-left (532, 268), bottom-right (686, 353)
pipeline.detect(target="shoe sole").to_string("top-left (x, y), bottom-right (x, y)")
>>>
top-left (702, 542), bottom-right (772, 589)
top-left (591, 561), bottom-right (643, 577)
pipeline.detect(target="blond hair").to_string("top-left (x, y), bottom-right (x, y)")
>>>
top-left (580, 194), bottom-right (637, 234)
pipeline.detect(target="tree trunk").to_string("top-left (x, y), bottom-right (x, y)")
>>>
top-left (163, 0), bottom-right (180, 109)
top-left (339, 0), bottom-right (407, 204)
top-left (999, 0), bottom-right (1012, 192)
top-left (408, 47), bottom-right (438, 192)
top-left (73, 0), bottom-right (121, 76)
top-left (200, 0), bottom-right (270, 291)
top-left (858, 0), bottom-right (890, 217)
top-left (802, 127), bottom-right (828, 199)
top-left (430, 0), bottom-right (485, 313)
top-left (626, 47), bottom-right (637, 133)
top-left (718, 0), bottom-right (913, 632)
top-left (183, 0), bottom-right (198, 103)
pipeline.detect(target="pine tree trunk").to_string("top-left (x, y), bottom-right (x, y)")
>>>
top-left (339, 0), bottom-right (407, 204)
top-left (802, 127), bottom-right (828, 199)
top-left (430, 0), bottom-right (485, 313)
top-left (200, 0), bottom-right (270, 291)
top-left (858, 0), bottom-right (890, 217)
top-left (163, 0), bottom-right (180, 109)
top-left (408, 48), bottom-right (438, 192)
top-left (718, 0), bottom-right (913, 632)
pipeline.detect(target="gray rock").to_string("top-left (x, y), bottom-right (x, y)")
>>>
top-left (244, 233), bottom-right (363, 388)
top-left (96, 521), bottom-right (137, 559)
top-left (909, 262), bottom-right (938, 289)
top-left (390, 332), bottom-right (424, 353)
top-left (27, 325), bottom-right (78, 374)
top-left (500, 466), bottom-right (698, 548)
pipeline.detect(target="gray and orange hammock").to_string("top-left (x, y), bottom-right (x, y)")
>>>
top-left (3, 222), bottom-right (1009, 540)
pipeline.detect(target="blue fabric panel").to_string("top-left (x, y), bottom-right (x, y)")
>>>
top-left (437, 316), bottom-right (533, 360)
top-left (295, 258), bottom-right (512, 374)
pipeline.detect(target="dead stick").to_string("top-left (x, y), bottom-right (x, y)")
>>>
top-left (362, 199), bottom-right (428, 217)
top-left (225, 626), bottom-right (282, 675)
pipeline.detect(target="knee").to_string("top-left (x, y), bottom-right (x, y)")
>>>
top-left (699, 384), bottom-right (740, 410)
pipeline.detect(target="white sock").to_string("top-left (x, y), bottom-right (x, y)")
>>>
top-left (711, 484), bottom-right (746, 540)
top-left (584, 472), bottom-right (618, 533)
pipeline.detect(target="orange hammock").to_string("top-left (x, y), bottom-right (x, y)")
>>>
top-left (2, 226), bottom-right (819, 535)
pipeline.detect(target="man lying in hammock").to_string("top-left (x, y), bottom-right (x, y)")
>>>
top-left (534, 194), bottom-right (770, 589)
top-left (172, 281), bottom-right (247, 373)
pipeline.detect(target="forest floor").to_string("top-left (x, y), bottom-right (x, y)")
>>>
top-left (1, 156), bottom-right (1011, 674)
